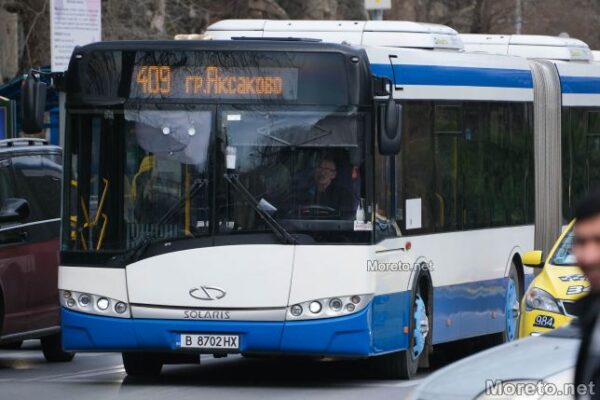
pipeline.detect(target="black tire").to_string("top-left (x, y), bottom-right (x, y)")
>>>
top-left (41, 332), bottom-right (75, 362)
top-left (375, 281), bottom-right (431, 379)
top-left (122, 352), bottom-right (163, 377)
top-left (0, 340), bottom-right (23, 350)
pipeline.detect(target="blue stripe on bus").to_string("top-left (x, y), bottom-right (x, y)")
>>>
top-left (61, 295), bottom-right (409, 357)
top-left (61, 306), bottom-right (376, 356)
top-left (371, 291), bottom-right (411, 353)
top-left (432, 277), bottom-right (507, 344)
top-left (560, 75), bottom-right (600, 94)
top-left (370, 63), bottom-right (534, 89)
top-left (62, 277), bottom-right (518, 356)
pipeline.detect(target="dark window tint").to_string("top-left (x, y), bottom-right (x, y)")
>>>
top-left (41, 154), bottom-right (62, 219)
top-left (374, 134), bottom-right (401, 241)
top-left (0, 158), bottom-right (16, 219)
top-left (12, 154), bottom-right (62, 222)
top-left (394, 101), bottom-right (534, 234)
top-left (562, 108), bottom-right (600, 220)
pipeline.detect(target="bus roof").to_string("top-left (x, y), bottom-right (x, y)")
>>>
top-left (460, 34), bottom-right (592, 62)
top-left (460, 34), bottom-right (600, 106)
top-left (70, 39), bottom-right (366, 57)
top-left (205, 19), bottom-right (463, 51)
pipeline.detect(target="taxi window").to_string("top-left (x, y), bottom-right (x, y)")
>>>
top-left (551, 229), bottom-right (577, 266)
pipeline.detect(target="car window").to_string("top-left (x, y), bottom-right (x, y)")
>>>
top-left (40, 154), bottom-right (62, 219)
top-left (550, 228), bottom-right (576, 266)
top-left (11, 153), bottom-right (62, 222)
top-left (0, 158), bottom-right (16, 214)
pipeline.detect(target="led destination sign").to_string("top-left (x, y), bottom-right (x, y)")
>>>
top-left (132, 65), bottom-right (299, 100)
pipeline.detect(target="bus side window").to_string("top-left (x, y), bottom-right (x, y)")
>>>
top-left (374, 139), bottom-right (400, 241)
top-left (564, 109), bottom-right (600, 219)
top-left (398, 101), bottom-right (435, 235)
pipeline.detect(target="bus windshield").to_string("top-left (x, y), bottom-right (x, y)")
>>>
top-left (63, 105), bottom-right (368, 254)
top-left (218, 107), bottom-right (366, 238)
top-left (65, 107), bottom-right (212, 254)
top-left (62, 46), bottom-right (372, 258)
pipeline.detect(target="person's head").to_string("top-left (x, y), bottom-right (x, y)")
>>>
top-left (314, 158), bottom-right (337, 191)
top-left (573, 192), bottom-right (600, 292)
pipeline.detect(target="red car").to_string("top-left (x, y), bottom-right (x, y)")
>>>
top-left (0, 138), bottom-right (73, 362)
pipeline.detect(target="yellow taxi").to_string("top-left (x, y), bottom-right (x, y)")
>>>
top-left (519, 220), bottom-right (589, 337)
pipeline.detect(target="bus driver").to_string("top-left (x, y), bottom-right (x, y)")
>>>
top-left (301, 157), bottom-right (353, 215)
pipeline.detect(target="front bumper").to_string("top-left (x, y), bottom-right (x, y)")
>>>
top-left (518, 308), bottom-right (573, 337)
top-left (61, 305), bottom-right (374, 357)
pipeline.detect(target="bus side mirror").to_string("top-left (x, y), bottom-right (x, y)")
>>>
top-left (378, 98), bottom-right (402, 155)
top-left (523, 250), bottom-right (545, 268)
top-left (21, 72), bottom-right (47, 134)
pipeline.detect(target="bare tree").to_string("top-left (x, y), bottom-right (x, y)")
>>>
top-left (4, 0), bottom-right (600, 81)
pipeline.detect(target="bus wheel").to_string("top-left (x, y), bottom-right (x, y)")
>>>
top-left (122, 352), bottom-right (163, 377)
top-left (377, 287), bottom-right (430, 379)
top-left (503, 264), bottom-right (521, 342)
top-left (41, 333), bottom-right (75, 362)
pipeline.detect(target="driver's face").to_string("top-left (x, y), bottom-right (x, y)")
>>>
top-left (314, 160), bottom-right (336, 190)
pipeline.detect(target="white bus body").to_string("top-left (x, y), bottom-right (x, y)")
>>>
top-left (60, 20), bottom-right (600, 379)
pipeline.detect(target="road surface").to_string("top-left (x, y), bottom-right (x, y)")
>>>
top-left (0, 341), bottom-right (432, 400)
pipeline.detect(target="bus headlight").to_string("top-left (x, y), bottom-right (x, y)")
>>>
top-left (287, 294), bottom-right (372, 320)
top-left (290, 304), bottom-right (303, 316)
top-left (525, 287), bottom-right (562, 314)
top-left (329, 298), bottom-right (343, 312)
top-left (114, 302), bottom-right (128, 314)
top-left (309, 301), bottom-right (322, 314)
top-left (60, 290), bottom-right (130, 318)
top-left (96, 297), bottom-right (109, 311)
top-left (78, 293), bottom-right (91, 307)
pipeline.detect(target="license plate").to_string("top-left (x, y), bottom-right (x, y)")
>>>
top-left (533, 315), bottom-right (555, 329)
top-left (177, 334), bottom-right (239, 350)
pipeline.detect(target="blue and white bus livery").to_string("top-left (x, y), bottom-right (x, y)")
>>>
top-left (21, 21), bottom-right (550, 379)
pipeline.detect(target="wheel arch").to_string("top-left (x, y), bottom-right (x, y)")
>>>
top-left (504, 246), bottom-right (525, 297)
top-left (511, 252), bottom-right (525, 298)
top-left (415, 267), bottom-right (433, 304)
top-left (412, 262), bottom-right (434, 359)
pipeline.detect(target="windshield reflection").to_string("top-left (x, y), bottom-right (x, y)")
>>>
top-left (218, 109), bottom-right (366, 242)
top-left (64, 107), bottom-right (369, 254)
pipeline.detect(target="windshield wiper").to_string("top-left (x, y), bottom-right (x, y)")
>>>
top-left (224, 173), bottom-right (297, 245)
top-left (107, 178), bottom-right (208, 267)
top-left (256, 122), bottom-right (331, 147)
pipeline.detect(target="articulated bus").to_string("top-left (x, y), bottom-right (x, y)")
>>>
top-left (23, 20), bottom-right (593, 379)
top-left (460, 34), bottom-right (600, 225)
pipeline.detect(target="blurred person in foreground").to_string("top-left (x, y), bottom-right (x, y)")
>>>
top-left (574, 192), bottom-right (600, 399)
